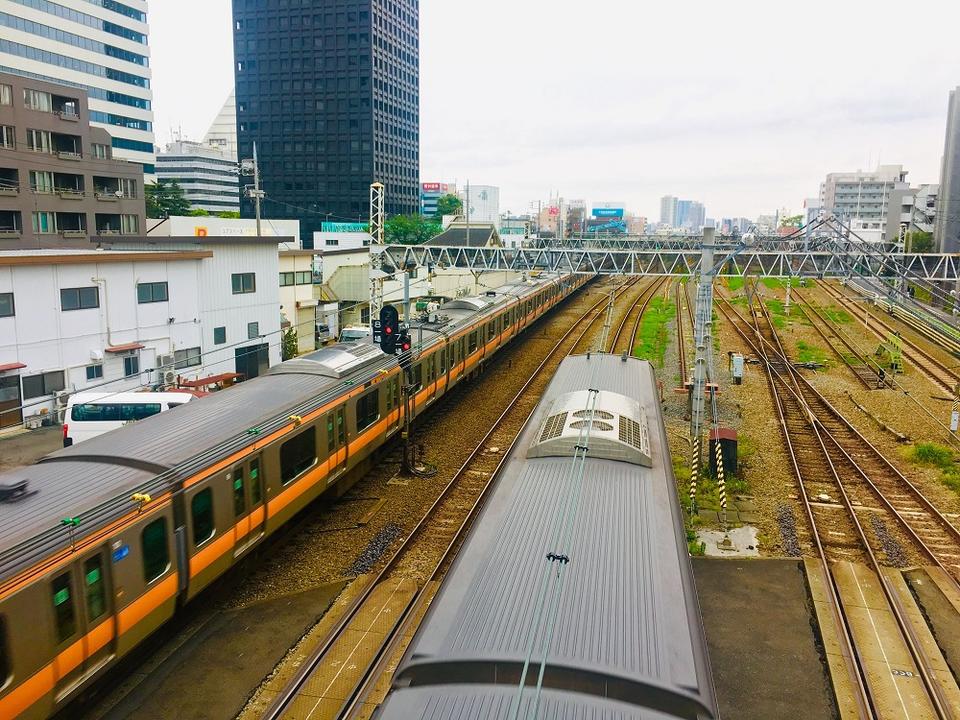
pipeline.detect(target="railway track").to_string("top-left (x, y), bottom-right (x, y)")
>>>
top-left (820, 282), bottom-right (960, 397)
top-left (261, 279), bottom-right (638, 720)
top-left (608, 276), bottom-right (667, 355)
top-left (676, 280), bottom-right (689, 384)
top-left (717, 295), bottom-right (960, 719)
top-left (792, 289), bottom-right (883, 390)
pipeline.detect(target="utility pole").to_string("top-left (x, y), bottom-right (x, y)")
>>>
top-left (465, 180), bottom-right (470, 248)
top-left (369, 182), bottom-right (386, 322)
top-left (689, 226), bottom-right (717, 509)
top-left (241, 143), bottom-right (265, 236)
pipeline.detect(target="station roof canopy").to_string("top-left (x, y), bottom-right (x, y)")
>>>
top-left (423, 222), bottom-right (502, 248)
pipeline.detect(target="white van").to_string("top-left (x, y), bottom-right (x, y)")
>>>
top-left (63, 391), bottom-right (198, 447)
top-left (339, 326), bottom-right (371, 342)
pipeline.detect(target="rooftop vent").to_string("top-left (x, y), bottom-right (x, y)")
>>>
top-left (269, 341), bottom-right (383, 379)
top-left (528, 390), bottom-right (652, 467)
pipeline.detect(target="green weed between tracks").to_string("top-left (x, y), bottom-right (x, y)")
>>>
top-left (907, 442), bottom-right (960, 494)
top-left (633, 296), bottom-right (676, 367)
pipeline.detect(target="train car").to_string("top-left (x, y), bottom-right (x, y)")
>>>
top-left (0, 272), bottom-right (589, 720)
top-left (376, 353), bottom-right (717, 720)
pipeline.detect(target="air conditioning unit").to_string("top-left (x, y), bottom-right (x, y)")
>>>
top-left (163, 371), bottom-right (176, 385)
top-left (156, 354), bottom-right (174, 370)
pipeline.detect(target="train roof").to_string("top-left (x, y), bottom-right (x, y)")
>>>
top-left (376, 685), bottom-right (682, 719)
top-left (0, 273), bottom-right (570, 582)
top-left (390, 354), bottom-right (715, 720)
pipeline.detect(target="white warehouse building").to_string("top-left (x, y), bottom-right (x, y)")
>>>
top-left (0, 235), bottom-right (288, 430)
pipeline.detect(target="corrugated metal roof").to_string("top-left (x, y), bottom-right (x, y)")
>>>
top-left (378, 686), bottom-right (678, 719)
top-left (394, 355), bottom-right (715, 718)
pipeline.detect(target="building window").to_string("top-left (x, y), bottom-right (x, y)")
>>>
top-left (279, 272), bottom-right (294, 287)
top-left (85, 364), bottom-right (103, 380)
top-left (22, 370), bottom-right (65, 399)
top-left (123, 355), bottom-right (139, 377)
top-left (121, 214), bottom-right (139, 233)
top-left (280, 427), bottom-right (316, 485)
top-left (295, 271), bottom-right (311, 285)
top-left (33, 211), bottom-right (56, 234)
top-left (213, 326), bottom-right (226, 344)
top-left (247, 322), bottom-right (259, 339)
top-left (142, 517), bottom-right (169, 583)
top-left (92, 143), bottom-right (109, 159)
top-left (174, 347), bottom-right (201, 369)
top-left (191, 488), bottom-right (215, 546)
top-left (119, 178), bottom-right (137, 197)
top-left (23, 88), bottom-right (51, 112)
top-left (0, 293), bottom-right (13, 317)
top-left (26, 129), bottom-right (51, 153)
top-left (325, 238), bottom-right (338, 246)
top-left (137, 281), bottom-right (168, 303)
top-left (0, 126), bottom-right (13, 149)
top-left (0, 84), bottom-right (10, 106)
top-left (60, 286), bottom-right (99, 310)
top-left (29, 170), bottom-right (54, 193)
top-left (231, 272), bottom-right (255, 294)
top-left (360, 307), bottom-right (370, 325)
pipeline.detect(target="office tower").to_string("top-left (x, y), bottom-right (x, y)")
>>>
top-left (936, 88), bottom-right (960, 252)
top-left (0, 1), bottom-right (154, 173)
top-left (232, 0), bottom-right (420, 248)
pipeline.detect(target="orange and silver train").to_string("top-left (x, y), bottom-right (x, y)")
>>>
top-left (0, 272), bottom-right (588, 719)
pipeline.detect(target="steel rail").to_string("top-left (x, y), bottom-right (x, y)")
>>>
top-left (608, 276), bottom-right (667, 355)
top-left (718, 296), bottom-right (957, 719)
top-left (676, 280), bottom-right (688, 384)
top-left (821, 282), bottom-right (960, 396)
top-left (261, 279), bottom-right (635, 720)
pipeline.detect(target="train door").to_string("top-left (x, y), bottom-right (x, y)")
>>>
top-left (231, 454), bottom-right (266, 556)
top-left (326, 406), bottom-right (347, 483)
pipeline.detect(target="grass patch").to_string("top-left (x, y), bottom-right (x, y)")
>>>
top-left (822, 306), bottom-right (852, 324)
top-left (761, 278), bottom-right (785, 289)
top-left (726, 277), bottom-right (745, 291)
top-left (764, 299), bottom-right (786, 329)
top-left (907, 442), bottom-right (960, 496)
top-left (796, 340), bottom-right (828, 365)
top-left (633, 296), bottom-right (676, 367)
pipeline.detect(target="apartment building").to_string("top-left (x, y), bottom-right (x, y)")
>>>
top-left (819, 164), bottom-right (909, 242)
top-left (0, 71), bottom-right (145, 249)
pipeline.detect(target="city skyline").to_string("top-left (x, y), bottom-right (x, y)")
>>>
top-left (148, 0), bottom-right (960, 221)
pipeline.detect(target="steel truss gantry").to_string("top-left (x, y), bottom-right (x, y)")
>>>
top-left (376, 244), bottom-right (960, 281)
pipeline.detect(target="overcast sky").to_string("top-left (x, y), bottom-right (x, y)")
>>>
top-left (150, 0), bottom-right (960, 220)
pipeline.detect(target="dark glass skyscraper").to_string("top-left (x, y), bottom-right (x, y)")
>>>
top-left (232, 0), bottom-right (420, 247)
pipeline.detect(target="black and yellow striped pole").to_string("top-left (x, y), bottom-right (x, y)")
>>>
top-left (689, 435), bottom-right (701, 516)
top-left (715, 434), bottom-right (727, 528)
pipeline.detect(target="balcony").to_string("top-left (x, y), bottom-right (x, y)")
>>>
top-left (53, 94), bottom-right (80, 122)
top-left (55, 172), bottom-right (84, 199)
top-left (94, 176), bottom-right (136, 200)
top-left (53, 133), bottom-right (82, 159)
top-left (95, 213), bottom-right (131, 235)
top-left (0, 210), bottom-right (21, 238)
top-left (56, 212), bottom-right (86, 237)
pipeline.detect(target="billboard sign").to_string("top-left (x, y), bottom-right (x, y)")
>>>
top-left (586, 219), bottom-right (627, 233)
top-left (421, 183), bottom-right (448, 193)
top-left (592, 207), bottom-right (625, 219)
top-left (321, 222), bottom-right (369, 233)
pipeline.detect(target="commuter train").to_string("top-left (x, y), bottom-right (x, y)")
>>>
top-left (376, 353), bottom-right (718, 720)
top-left (0, 272), bottom-right (588, 720)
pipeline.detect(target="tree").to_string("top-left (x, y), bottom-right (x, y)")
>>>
top-left (145, 180), bottom-right (190, 218)
top-left (281, 326), bottom-right (298, 361)
top-left (434, 193), bottom-right (462, 219)
top-left (217, 211), bottom-right (241, 219)
top-left (385, 214), bottom-right (443, 245)
top-left (779, 214), bottom-right (804, 228)
top-left (905, 230), bottom-right (934, 253)
top-left (185, 208), bottom-right (209, 217)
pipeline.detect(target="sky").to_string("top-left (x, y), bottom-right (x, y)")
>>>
top-left (149, 0), bottom-right (960, 221)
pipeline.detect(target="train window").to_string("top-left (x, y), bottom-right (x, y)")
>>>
top-left (191, 489), bottom-right (215, 546)
top-left (468, 332), bottom-right (478, 354)
top-left (233, 467), bottom-right (246, 517)
top-left (142, 517), bottom-right (169, 583)
top-left (392, 378), bottom-right (400, 409)
top-left (427, 358), bottom-right (435, 383)
top-left (385, 382), bottom-right (393, 411)
top-left (414, 364), bottom-right (423, 388)
top-left (327, 412), bottom-right (335, 452)
top-left (280, 427), bottom-right (317, 485)
top-left (356, 389), bottom-right (379, 432)
top-left (487, 322), bottom-right (496, 341)
top-left (439, 347), bottom-right (446, 374)
top-left (0, 616), bottom-right (9, 684)
top-left (84, 556), bottom-right (106, 622)
top-left (51, 572), bottom-right (76, 643)
top-left (336, 408), bottom-right (345, 445)
top-left (250, 458), bottom-right (262, 505)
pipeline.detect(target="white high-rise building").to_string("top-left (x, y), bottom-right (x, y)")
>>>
top-left (155, 141), bottom-right (240, 215)
top-left (460, 184), bottom-right (500, 228)
top-left (0, 0), bottom-right (154, 174)
top-left (203, 91), bottom-right (237, 160)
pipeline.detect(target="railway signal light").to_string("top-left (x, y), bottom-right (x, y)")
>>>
top-left (397, 331), bottom-right (413, 370)
top-left (376, 304), bottom-right (400, 354)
